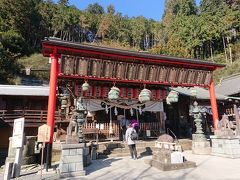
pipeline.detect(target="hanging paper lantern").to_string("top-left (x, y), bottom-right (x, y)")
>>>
top-left (166, 90), bottom-right (179, 104)
top-left (138, 88), bottom-right (151, 103)
top-left (108, 86), bottom-right (120, 100)
top-left (105, 105), bottom-right (109, 114)
top-left (130, 108), bottom-right (134, 116)
top-left (82, 81), bottom-right (90, 91)
top-left (139, 106), bottom-right (142, 115)
top-left (114, 107), bottom-right (118, 116)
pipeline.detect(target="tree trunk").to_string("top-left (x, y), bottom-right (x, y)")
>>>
top-left (222, 36), bottom-right (228, 63)
top-left (210, 41), bottom-right (214, 62)
top-left (60, 30), bottom-right (63, 39)
top-left (229, 44), bottom-right (233, 64)
top-left (226, 36), bottom-right (233, 64)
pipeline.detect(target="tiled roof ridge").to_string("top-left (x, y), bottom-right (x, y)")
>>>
top-left (221, 73), bottom-right (240, 82)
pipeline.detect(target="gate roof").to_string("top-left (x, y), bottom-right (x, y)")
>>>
top-left (42, 37), bottom-right (224, 87)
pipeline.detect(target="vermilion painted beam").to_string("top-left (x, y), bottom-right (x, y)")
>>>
top-left (209, 80), bottom-right (219, 129)
top-left (58, 74), bottom-right (208, 88)
top-left (46, 48), bottom-right (59, 143)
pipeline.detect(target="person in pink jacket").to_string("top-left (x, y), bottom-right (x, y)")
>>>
top-left (131, 119), bottom-right (139, 134)
top-left (125, 124), bottom-right (138, 159)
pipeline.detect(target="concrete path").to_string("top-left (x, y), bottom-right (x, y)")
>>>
top-left (76, 151), bottom-right (240, 180)
top-left (1, 151), bottom-right (240, 180)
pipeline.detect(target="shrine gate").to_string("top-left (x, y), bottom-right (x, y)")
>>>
top-left (42, 37), bottom-right (224, 159)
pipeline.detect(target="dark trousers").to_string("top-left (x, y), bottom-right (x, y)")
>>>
top-left (121, 126), bottom-right (127, 141)
top-left (128, 144), bottom-right (137, 159)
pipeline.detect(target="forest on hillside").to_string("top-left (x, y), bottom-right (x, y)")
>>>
top-left (0, 0), bottom-right (240, 84)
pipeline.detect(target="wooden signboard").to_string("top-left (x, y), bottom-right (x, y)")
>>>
top-left (37, 124), bottom-right (50, 142)
top-left (12, 118), bottom-right (25, 148)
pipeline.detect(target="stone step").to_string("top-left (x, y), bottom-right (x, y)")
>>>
top-left (97, 141), bottom-right (156, 151)
top-left (109, 147), bottom-right (157, 154)
top-left (97, 150), bottom-right (153, 159)
top-left (97, 146), bottom-right (156, 159)
top-left (97, 144), bottom-right (156, 154)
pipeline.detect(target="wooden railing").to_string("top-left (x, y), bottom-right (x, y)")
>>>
top-left (0, 110), bottom-right (61, 127)
top-left (83, 122), bottom-right (120, 140)
top-left (82, 122), bottom-right (163, 141)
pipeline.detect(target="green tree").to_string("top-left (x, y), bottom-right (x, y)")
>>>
top-left (86, 3), bottom-right (104, 15)
top-left (0, 42), bottom-right (20, 84)
top-left (130, 16), bottom-right (148, 49)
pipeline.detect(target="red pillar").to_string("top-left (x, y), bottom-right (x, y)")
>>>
top-left (47, 50), bottom-right (59, 143)
top-left (209, 80), bottom-right (219, 129)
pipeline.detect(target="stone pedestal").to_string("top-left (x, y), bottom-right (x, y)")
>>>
top-left (6, 136), bottom-right (37, 165)
top-left (211, 136), bottom-right (240, 158)
top-left (146, 149), bottom-right (196, 171)
top-left (59, 144), bottom-right (86, 178)
top-left (192, 134), bottom-right (211, 155)
top-left (147, 159), bottom-right (196, 171)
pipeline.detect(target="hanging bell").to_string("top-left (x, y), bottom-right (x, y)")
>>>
top-left (138, 88), bottom-right (151, 103)
top-left (82, 81), bottom-right (90, 91)
top-left (108, 86), bottom-right (120, 100)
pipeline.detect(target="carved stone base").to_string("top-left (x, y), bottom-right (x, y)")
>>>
top-left (192, 134), bottom-right (206, 141)
top-left (214, 129), bottom-right (234, 137)
top-left (192, 141), bottom-right (211, 155)
top-left (152, 149), bottom-right (171, 164)
top-left (211, 136), bottom-right (240, 158)
top-left (145, 159), bottom-right (196, 171)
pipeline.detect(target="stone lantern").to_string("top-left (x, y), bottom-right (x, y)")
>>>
top-left (189, 101), bottom-right (211, 154)
top-left (76, 100), bottom-right (87, 143)
top-left (190, 101), bottom-right (205, 140)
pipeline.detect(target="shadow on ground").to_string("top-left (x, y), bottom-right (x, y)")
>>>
top-left (85, 158), bottom-right (122, 175)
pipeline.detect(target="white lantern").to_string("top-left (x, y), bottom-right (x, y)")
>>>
top-left (138, 88), bottom-right (151, 103)
top-left (108, 86), bottom-right (120, 100)
top-left (82, 81), bottom-right (90, 91)
top-left (166, 90), bottom-right (179, 104)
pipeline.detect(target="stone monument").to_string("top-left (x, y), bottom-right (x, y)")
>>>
top-left (6, 136), bottom-right (37, 165)
top-left (59, 99), bottom-right (90, 178)
top-left (146, 134), bottom-right (196, 171)
top-left (211, 105), bottom-right (240, 158)
top-left (190, 101), bottom-right (211, 155)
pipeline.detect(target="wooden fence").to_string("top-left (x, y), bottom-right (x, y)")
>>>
top-left (0, 109), bottom-right (164, 140)
top-left (83, 122), bottom-right (163, 141)
top-left (0, 110), bottom-right (61, 127)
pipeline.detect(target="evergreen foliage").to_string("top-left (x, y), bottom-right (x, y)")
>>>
top-left (0, 0), bottom-right (239, 84)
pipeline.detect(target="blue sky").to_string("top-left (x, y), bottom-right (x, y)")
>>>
top-left (67, 0), bottom-right (201, 21)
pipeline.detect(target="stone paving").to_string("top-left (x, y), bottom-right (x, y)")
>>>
top-left (1, 150), bottom-right (240, 180)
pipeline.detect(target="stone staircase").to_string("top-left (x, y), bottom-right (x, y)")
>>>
top-left (96, 139), bottom-right (192, 159)
top-left (96, 140), bottom-right (157, 158)
top-left (51, 139), bottom-right (192, 160)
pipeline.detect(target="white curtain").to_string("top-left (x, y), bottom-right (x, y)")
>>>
top-left (82, 99), bottom-right (164, 112)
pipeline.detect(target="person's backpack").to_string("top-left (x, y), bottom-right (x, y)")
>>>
top-left (130, 130), bottom-right (138, 140)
